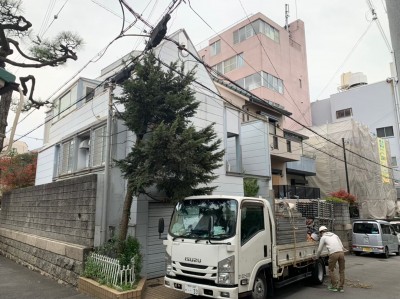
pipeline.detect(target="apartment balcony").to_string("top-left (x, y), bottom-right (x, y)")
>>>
top-left (273, 185), bottom-right (321, 200)
top-left (286, 154), bottom-right (316, 176)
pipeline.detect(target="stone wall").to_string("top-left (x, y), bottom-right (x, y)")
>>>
top-left (0, 174), bottom-right (97, 247)
top-left (0, 228), bottom-right (89, 286)
top-left (0, 174), bottom-right (98, 285)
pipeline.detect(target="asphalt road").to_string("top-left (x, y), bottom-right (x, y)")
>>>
top-left (184, 253), bottom-right (400, 299)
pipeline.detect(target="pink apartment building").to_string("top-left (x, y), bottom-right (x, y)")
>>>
top-left (198, 12), bottom-right (311, 130)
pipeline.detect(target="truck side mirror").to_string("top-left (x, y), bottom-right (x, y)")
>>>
top-left (158, 218), bottom-right (165, 239)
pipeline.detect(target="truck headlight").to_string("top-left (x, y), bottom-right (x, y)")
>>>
top-left (218, 256), bottom-right (235, 285)
top-left (165, 253), bottom-right (175, 277)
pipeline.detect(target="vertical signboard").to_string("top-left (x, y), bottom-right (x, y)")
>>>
top-left (378, 138), bottom-right (390, 184)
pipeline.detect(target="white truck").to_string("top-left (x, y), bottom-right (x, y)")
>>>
top-left (158, 195), bottom-right (331, 298)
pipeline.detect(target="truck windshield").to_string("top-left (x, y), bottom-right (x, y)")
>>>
top-left (169, 198), bottom-right (238, 240)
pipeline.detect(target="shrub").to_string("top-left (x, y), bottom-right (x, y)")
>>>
top-left (83, 236), bottom-right (142, 288)
top-left (328, 189), bottom-right (357, 205)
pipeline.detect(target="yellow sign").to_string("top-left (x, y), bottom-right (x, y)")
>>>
top-left (377, 138), bottom-right (390, 184)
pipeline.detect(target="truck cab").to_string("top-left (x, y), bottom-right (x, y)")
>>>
top-left (160, 195), bottom-right (327, 298)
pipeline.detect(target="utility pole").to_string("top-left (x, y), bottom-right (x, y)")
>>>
top-left (101, 82), bottom-right (115, 244)
top-left (342, 138), bottom-right (350, 193)
top-left (6, 87), bottom-right (25, 153)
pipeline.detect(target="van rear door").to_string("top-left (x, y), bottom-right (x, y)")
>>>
top-left (353, 221), bottom-right (380, 252)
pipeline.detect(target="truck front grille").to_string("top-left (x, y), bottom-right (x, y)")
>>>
top-left (172, 261), bottom-right (217, 281)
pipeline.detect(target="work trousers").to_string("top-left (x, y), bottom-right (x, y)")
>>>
top-left (328, 251), bottom-right (345, 288)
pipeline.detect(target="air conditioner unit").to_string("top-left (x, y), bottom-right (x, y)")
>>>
top-left (79, 139), bottom-right (90, 149)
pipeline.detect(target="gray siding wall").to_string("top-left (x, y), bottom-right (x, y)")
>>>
top-left (241, 120), bottom-right (271, 177)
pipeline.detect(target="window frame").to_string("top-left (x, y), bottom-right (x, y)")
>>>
top-left (377, 126), bottom-right (394, 138)
top-left (210, 40), bottom-right (221, 56)
top-left (336, 108), bottom-right (353, 119)
top-left (240, 203), bottom-right (265, 245)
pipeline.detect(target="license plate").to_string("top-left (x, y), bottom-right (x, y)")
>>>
top-left (184, 284), bottom-right (199, 295)
top-left (363, 247), bottom-right (372, 252)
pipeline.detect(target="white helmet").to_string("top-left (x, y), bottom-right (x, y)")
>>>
top-left (319, 225), bottom-right (328, 232)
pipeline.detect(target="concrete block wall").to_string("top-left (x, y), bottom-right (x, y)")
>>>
top-left (0, 174), bottom-right (97, 247)
top-left (333, 203), bottom-right (352, 250)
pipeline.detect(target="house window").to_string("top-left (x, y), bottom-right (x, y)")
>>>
top-left (376, 126), bottom-right (394, 138)
top-left (85, 87), bottom-right (95, 102)
top-left (54, 84), bottom-right (78, 121)
top-left (391, 156), bottom-right (398, 167)
top-left (233, 19), bottom-right (279, 44)
top-left (91, 126), bottom-right (107, 167)
top-left (213, 53), bottom-right (244, 74)
top-left (336, 108), bottom-right (352, 119)
top-left (287, 140), bottom-right (292, 153)
top-left (210, 40), bottom-right (221, 56)
top-left (59, 139), bottom-right (75, 175)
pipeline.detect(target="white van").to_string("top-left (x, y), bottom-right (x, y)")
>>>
top-left (352, 219), bottom-right (399, 258)
top-left (390, 220), bottom-right (400, 244)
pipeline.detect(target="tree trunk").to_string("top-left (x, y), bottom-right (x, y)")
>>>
top-left (118, 183), bottom-right (134, 251)
top-left (0, 91), bottom-right (13, 151)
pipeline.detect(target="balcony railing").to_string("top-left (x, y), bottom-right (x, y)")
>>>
top-left (273, 185), bottom-right (320, 199)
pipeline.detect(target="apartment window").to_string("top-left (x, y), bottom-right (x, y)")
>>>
top-left (376, 126), bottom-right (394, 138)
top-left (336, 108), bottom-right (352, 119)
top-left (92, 126), bottom-right (107, 167)
top-left (213, 53), bottom-right (244, 74)
top-left (59, 139), bottom-right (75, 175)
top-left (287, 140), bottom-right (292, 153)
top-left (210, 40), bottom-right (221, 56)
top-left (236, 71), bottom-right (283, 94)
top-left (273, 136), bottom-right (279, 149)
top-left (391, 156), bottom-right (398, 167)
top-left (233, 19), bottom-right (280, 44)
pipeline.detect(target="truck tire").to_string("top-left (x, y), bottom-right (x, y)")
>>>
top-left (310, 259), bottom-right (325, 285)
top-left (252, 273), bottom-right (267, 299)
top-left (396, 246), bottom-right (400, 256)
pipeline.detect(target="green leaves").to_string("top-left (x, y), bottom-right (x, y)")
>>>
top-left (117, 53), bottom-right (224, 203)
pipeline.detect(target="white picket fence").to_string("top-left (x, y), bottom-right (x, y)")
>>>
top-left (89, 253), bottom-right (136, 287)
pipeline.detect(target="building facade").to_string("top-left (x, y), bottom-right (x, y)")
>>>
top-left (34, 30), bottom-right (245, 279)
top-left (198, 12), bottom-right (311, 130)
top-left (311, 79), bottom-right (400, 187)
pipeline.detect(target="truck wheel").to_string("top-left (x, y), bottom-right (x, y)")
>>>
top-left (396, 246), bottom-right (400, 256)
top-left (310, 259), bottom-right (325, 284)
top-left (252, 273), bottom-right (267, 299)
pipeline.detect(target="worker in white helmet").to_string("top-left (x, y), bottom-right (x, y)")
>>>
top-left (314, 225), bottom-right (347, 293)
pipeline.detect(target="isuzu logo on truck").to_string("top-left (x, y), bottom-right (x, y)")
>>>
top-left (185, 257), bottom-right (201, 263)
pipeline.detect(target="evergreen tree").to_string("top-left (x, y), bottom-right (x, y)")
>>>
top-left (116, 53), bottom-right (224, 243)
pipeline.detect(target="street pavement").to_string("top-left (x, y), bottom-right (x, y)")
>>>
top-left (0, 254), bottom-right (94, 299)
top-left (1, 253), bottom-right (400, 299)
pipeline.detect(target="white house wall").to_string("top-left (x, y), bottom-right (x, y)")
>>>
top-left (48, 90), bottom-right (109, 145)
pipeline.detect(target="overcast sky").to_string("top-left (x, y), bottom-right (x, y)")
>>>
top-left (5, 0), bottom-right (392, 150)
